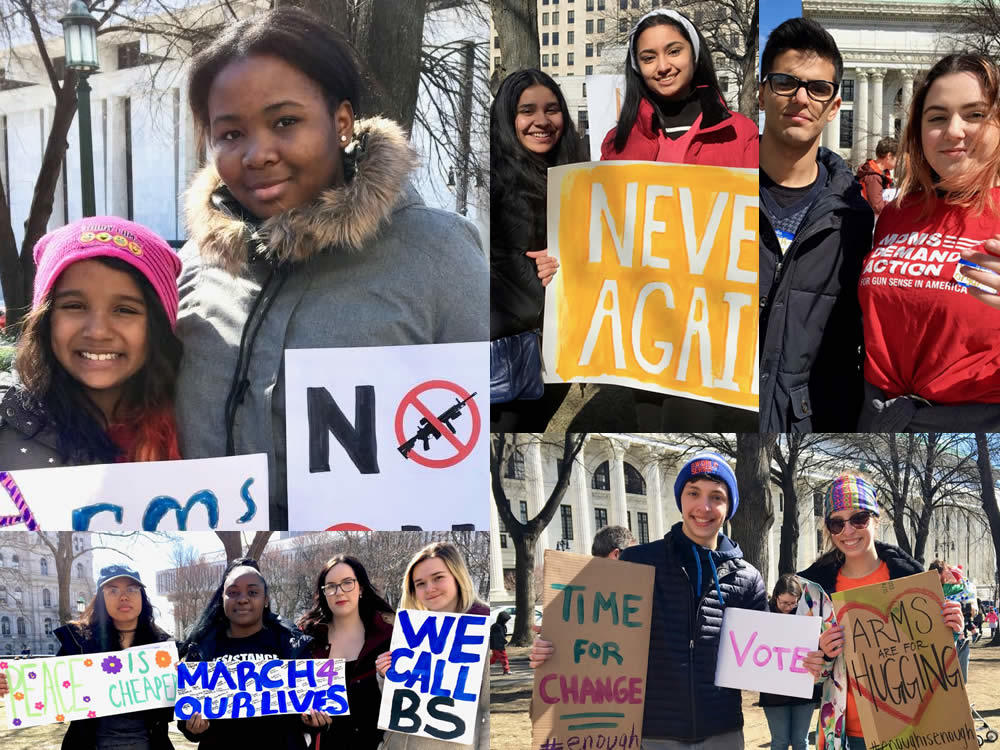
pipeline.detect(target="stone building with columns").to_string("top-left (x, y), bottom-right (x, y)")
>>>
top-left (488, 434), bottom-right (998, 605)
top-left (803, 0), bottom-right (966, 168)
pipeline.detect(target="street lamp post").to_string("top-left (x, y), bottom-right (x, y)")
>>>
top-left (60, 0), bottom-right (100, 218)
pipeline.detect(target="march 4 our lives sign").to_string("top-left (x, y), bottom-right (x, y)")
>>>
top-left (0, 454), bottom-right (269, 531)
top-left (378, 609), bottom-right (489, 745)
top-left (284, 343), bottom-right (488, 531)
top-left (174, 658), bottom-right (349, 720)
top-left (3, 642), bottom-right (178, 729)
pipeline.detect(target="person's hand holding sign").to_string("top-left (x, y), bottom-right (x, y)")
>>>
top-left (526, 250), bottom-right (559, 287)
top-left (942, 599), bottom-right (963, 633)
top-left (0, 671), bottom-right (8, 697)
top-left (301, 709), bottom-right (332, 728)
top-left (961, 240), bottom-right (1000, 310)
top-left (375, 651), bottom-right (392, 677)
top-left (801, 623), bottom-right (845, 680)
top-left (186, 712), bottom-right (210, 735)
top-left (529, 637), bottom-right (554, 668)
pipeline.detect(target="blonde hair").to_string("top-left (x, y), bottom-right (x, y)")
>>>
top-left (896, 53), bottom-right (1000, 215)
top-left (400, 542), bottom-right (484, 613)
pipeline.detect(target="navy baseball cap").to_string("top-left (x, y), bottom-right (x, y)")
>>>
top-left (97, 564), bottom-right (144, 589)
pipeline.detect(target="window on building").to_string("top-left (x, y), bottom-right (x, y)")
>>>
top-left (76, 562), bottom-right (84, 579)
top-left (0, 587), bottom-right (5, 605)
top-left (552, 0), bottom-right (558, 5)
top-left (16, 617), bottom-right (26, 636)
top-left (842, 79), bottom-right (854, 103)
top-left (586, 18), bottom-right (593, 33)
top-left (494, 56), bottom-right (500, 68)
top-left (567, 52), bottom-right (575, 66)
top-left (43, 589), bottom-right (51, 607)
top-left (652, 0), bottom-right (661, 6)
top-left (552, 53), bottom-right (559, 66)
top-left (592, 461), bottom-right (610, 490)
top-left (638, 512), bottom-right (649, 544)
top-left (519, 501), bottom-right (529, 524)
top-left (597, 18), bottom-right (605, 32)
top-left (44, 618), bottom-right (52, 635)
top-left (552, 32), bottom-right (559, 45)
top-left (578, 108), bottom-right (589, 135)
top-left (561, 504), bottom-right (574, 540)
top-left (542, 54), bottom-right (549, 66)
top-left (13, 587), bottom-right (21, 604)
top-left (494, 36), bottom-right (500, 48)
top-left (627, 510), bottom-right (632, 531)
top-left (553, 11), bottom-right (559, 23)
top-left (48, 644), bottom-right (54, 654)
top-left (598, 0), bottom-right (605, 9)
top-left (582, 82), bottom-right (587, 96)
top-left (594, 507), bottom-right (608, 529)
top-left (840, 110), bottom-right (854, 149)
top-left (586, 65), bottom-right (593, 75)
top-left (567, 30), bottom-right (575, 44)
top-left (40, 557), bottom-right (48, 576)
top-left (586, 43), bottom-right (594, 58)
top-left (0, 617), bottom-right (9, 636)
top-left (11, 554), bottom-right (18, 570)
top-left (118, 41), bottom-right (141, 70)
top-left (543, 12), bottom-right (549, 24)
top-left (542, 33), bottom-right (549, 45)
top-left (568, 10), bottom-right (575, 22)
top-left (499, 532), bottom-right (507, 548)
top-left (0, 553), bottom-right (4, 567)
top-left (505, 450), bottom-right (525, 479)
top-left (51, 56), bottom-right (66, 81)
top-left (619, 0), bottom-right (627, 8)
top-left (597, 42), bottom-right (604, 56)
top-left (624, 463), bottom-right (646, 495)
top-left (619, 17), bottom-right (627, 32)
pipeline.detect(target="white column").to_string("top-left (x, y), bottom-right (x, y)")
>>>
top-left (608, 441), bottom-right (629, 529)
top-left (527, 438), bottom-right (553, 552)
top-left (573, 459), bottom-right (593, 555)
top-left (854, 69), bottom-right (869, 165)
top-left (828, 106), bottom-right (841, 154)
top-left (901, 70), bottom-right (914, 135)
top-left (645, 461), bottom-right (665, 542)
top-left (871, 68), bottom-right (886, 143)
top-left (107, 95), bottom-right (131, 219)
top-left (488, 488), bottom-right (507, 601)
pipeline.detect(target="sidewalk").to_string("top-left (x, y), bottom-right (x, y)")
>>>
top-left (490, 642), bottom-right (1000, 749)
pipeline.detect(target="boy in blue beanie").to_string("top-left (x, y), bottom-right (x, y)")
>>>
top-left (531, 452), bottom-right (767, 749)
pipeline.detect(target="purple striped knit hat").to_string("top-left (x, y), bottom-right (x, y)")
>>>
top-left (32, 217), bottom-right (181, 328)
top-left (824, 474), bottom-right (879, 518)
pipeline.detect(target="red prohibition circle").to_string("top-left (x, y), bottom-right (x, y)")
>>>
top-left (393, 379), bottom-right (481, 469)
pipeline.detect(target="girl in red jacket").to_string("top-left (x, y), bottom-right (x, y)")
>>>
top-left (600, 9), bottom-right (758, 168)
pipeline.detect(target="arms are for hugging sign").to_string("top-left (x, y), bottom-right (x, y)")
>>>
top-left (3, 642), bottom-right (178, 728)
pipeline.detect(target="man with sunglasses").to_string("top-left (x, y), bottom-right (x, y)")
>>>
top-left (759, 18), bottom-right (875, 432)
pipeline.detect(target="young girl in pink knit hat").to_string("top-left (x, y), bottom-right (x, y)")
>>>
top-left (0, 216), bottom-right (183, 467)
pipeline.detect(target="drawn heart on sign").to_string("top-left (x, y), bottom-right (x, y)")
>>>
top-left (836, 587), bottom-right (958, 727)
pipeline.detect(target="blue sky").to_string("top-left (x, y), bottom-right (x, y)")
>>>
top-left (759, 0), bottom-right (803, 68)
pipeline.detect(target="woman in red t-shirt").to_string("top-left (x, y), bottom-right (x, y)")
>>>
top-left (798, 475), bottom-right (964, 750)
top-left (859, 53), bottom-right (1000, 429)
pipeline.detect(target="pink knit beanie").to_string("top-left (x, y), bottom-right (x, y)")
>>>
top-left (32, 217), bottom-right (182, 328)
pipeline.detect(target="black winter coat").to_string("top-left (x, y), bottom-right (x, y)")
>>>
top-left (760, 147), bottom-right (875, 432)
top-left (54, 622), bottom-right (176, 750)
top-left (797, 541), bottom-right (922, 596)
top-left (490, 180), bottom-right (546, 340)
top-left (619, 523), bottom-right (767, 741)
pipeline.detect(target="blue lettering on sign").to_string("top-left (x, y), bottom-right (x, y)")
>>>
top-left (72, 503), bottom-right (123, 530)
top-left (142, 490), bottom-right (220, 530)
top-left (449, 615), bottom-right (487, 663)
top-left (398, 610), bottom-right (454, 653)
top-left (236, 478), bottom-right (256, 523)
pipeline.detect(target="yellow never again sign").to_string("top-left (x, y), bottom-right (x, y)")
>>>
top-left (543, 161), bottom-right (759, 411)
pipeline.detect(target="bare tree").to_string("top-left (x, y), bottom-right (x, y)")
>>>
top-left (489, 0), bottom-right (540, 87)
top-left (974, 432), bottom-right (1000, 646)
top-left (164, 541), bottom-right (219, 637)
top-left (730, 433), bottom-right (776, 577)
top-left (770, 433), bottom-right (829, 575)
top-left (491, 432), bottom-right (587, 645)
top-left (216, 531), bottom-right (274, 565)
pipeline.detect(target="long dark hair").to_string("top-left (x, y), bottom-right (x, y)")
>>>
top-left (613, 13), bottom-right (722, 154)
top-left (14, 256), bottom-right (182, 463)
top-left (490, 69), bottom-right (582, 209)
top-left (187, 7), bottom-right (362, 152)
top-left (69, 583), bottom-right (164, 652)
top-left (296, 555), bottom-right (394, 641)
top-left (180, 558), bottom-right (274, 657)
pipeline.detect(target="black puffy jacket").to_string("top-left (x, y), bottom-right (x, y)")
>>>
top-left (760, 147), bottom-right (875, 432)
top-left (620, 523), bottom-right (767, 741)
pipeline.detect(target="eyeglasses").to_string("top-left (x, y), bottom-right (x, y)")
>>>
top-left (825, 511), bottom-right (875, 535)
top-left (763, 73), bottom-right (838, 103)
top-left (104, 585), bottom-right (141, 597)
top-left (322, 579), bottom-right (357, 596)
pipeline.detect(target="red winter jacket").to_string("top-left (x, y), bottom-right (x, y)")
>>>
top-left (600, 86), bottom-right (758, 168)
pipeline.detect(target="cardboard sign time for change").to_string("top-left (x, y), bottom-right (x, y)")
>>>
top-left (0, 455), bottom-right (269, 532)
top-left (378, 609), bottom-right (489, 745)
top-left (175, 658), bottom-right (348, 720)
top-left (542, 161), bottom-right (758, 411)
top-left (831, 571), bottom-right (977, 749)
top-left (714, 607), bottom-right (820, 699)
top-left (3, 642), bottom-right (178, 729)
top-left (284, 343), bottom-right (488, 531)
top-left (531, 550), bottom-right (655, 750)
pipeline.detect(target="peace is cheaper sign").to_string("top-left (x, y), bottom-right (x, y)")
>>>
top-left (284, 343), bottom-right (488, 531)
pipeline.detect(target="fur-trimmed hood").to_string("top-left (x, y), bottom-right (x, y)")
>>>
top-left (184, 116), bottom-right (418, 272)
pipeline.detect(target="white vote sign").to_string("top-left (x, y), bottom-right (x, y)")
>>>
top-left (285, 343), bottom-right (488, 531)
top-left (3, 642), bottom-right (178, 729)
top-left (714, 607), bottom-right (821, 699)
top-left (378, 609), bottom-right (489, 745)
top-left (0, 454), bottom-right (269, 531)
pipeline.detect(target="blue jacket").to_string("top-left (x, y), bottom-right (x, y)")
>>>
top-left (620, 522), bottom-right (767, 741)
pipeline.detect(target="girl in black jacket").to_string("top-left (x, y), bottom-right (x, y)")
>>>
top-left (177, 558), bottom-right (320, 750)
top-left (0, 564), bottom-right (175, 750)
top-left (490, 69), bottom-right (582, 431)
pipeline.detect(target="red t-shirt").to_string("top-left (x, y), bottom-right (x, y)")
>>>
top-left (859, 191), bottom-right (1000, 402)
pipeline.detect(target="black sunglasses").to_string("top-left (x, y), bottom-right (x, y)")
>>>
top-left (763, 72), bottom-right (838, 103)
top-left (825, 510), bottom-right (875, 535)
